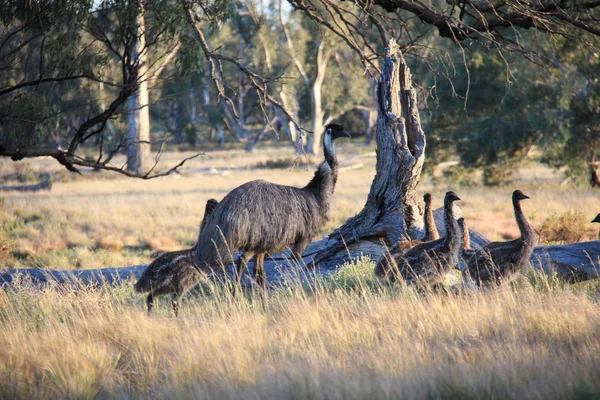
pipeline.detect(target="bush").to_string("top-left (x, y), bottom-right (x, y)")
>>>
top-left (441, 165), bottom-right (479, 187)
top-left (255, 157), bottom-right (316, 170)
top-left (535, 211), bottom-right (591, 244)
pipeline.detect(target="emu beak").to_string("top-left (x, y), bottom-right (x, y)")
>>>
top-left (333, 130), bottom-right (351, 139)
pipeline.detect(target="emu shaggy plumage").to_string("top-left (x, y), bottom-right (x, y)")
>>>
top-left (396, 193), bottom-right (440, 252)
top-left (195, 124), bottom-right (350, 292)
top-left (375, 191), bottom-right (461, 287)
top-left (134, 199), bottom-right (219, 316)
top-left (462, 190), bottom-right (535, 286)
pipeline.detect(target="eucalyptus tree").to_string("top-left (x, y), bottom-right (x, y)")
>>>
top-left (0, 0), bottom-right (190, 177)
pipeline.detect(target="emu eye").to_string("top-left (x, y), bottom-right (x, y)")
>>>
top-left (326, 128), bottom-right (332, 135)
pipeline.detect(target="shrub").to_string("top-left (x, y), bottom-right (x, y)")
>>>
top-left (255, 157), bottom-right (316, 170)
top-left (535, 211), bottom-right (591, 244)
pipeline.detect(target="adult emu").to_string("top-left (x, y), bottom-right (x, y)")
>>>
top-left (195, 124), bottom-right (350, 292)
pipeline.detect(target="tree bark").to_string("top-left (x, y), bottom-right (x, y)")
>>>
top-left (127, 4), bottom-right (151, 174)
top-left (305, 41), bottom-right (329, 155)
top-left (311, 40), bottom-right (426, 264)
top-left (188, 86), bottom-right (197, 144)
top-left (590, 151), bottom-right (600, 188)
top-left (3, 237), bottom-right (599, 286)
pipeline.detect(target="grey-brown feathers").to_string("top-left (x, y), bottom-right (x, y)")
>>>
top-left (195, 124), bottom-right (349, 271)
top-left (376, 191), bottom-right (461, 286)
top-left (134, 198), bottom-right (219, 316)
top-left (196, 171), bottom-right (333, 268)
top-left (134, 249), bottom-right (199, 294)
top-left (462, 190), bottom-right (535, 286)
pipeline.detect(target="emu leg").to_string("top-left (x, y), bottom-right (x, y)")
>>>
top-left (291, 238), bottom-right (310, 266)
top-left (171, 294), bottom-right (180, 318)
top-left (233, 252), bottom-right (254, 298)
top-left (253, 253), bottom-right (267, 306)
top-left (146, 293), bottom-right (154, 315)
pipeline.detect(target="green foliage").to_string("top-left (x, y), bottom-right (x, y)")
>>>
top-left (424, 45), bottom-right (556, 186)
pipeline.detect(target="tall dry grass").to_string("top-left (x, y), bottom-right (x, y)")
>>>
top-left (2, 149), bottom-right (600, 398)
top-left (1, 259), bottom-right (600, 399)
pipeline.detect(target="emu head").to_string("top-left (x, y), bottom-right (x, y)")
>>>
top-left (423, 192), bottom-right (433, 206)
top-left (205, 199), bottom-right (219, 215)
top-left (445, 191), bottom-right (461, 203)
top-left (322, 123), bottom-right (351, 162)
top-left (512, 190), bottom-right (530, 201)
top-left (324, 123), bottom-right (351, 141)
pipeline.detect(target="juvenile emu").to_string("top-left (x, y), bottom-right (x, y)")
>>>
top-left (195, 124), bottom-right (350, 292)
top-left (375, 191), bottom-right (461, 287)
top-left (462, 190), bottom-right (535, 286)
top-left (592, 213), bottom-right (600, 240)
top-left (134, 199), bottom-right (219, 316)
top-left (396, 193), bottom-right (440, 252)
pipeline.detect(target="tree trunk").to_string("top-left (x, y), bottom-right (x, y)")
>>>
top-left (3, 238), bottom-right (599, 286)
top-left (0, 178), bottom-right (52, 192)
top-left (126, 5), bottom-right (150, 174)
top-left (590, 151), bottom-right (600, 188)
top-left (279, 86), bottom-right (303, 154)
top-left (305, 41), bottom-right (328, 155)
top-left (312, 40), bottom-right (426, 264)
top-left (216, 123), bottom-right (225, 147)
top-left (188, 85), bottom-right (197, 144)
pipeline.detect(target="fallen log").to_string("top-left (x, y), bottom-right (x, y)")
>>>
top-left (2, 221), bottom-right (598, 286)
top-left (0, 178), bottom-right (52, 192)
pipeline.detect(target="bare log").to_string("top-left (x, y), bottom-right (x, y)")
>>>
top-left (2, 239), bottom-right (599, 287)
top-left (0, 265), bottom-right (146, 286)
top-left (0, 178), bottom-right (52, 192)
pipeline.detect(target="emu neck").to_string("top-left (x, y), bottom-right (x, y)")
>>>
top-left (304, 135), bottom-right (338, 205)
top-left (460, 221), bottom-right (471, 250)
top-left (323, 134), bottom-right (338, 178)
top-left (424, 200), bottom-right (439, 241)
top-left (443, 200), bottom-right (459, 247)
top-left (513, 198), bottom-right (534, 243)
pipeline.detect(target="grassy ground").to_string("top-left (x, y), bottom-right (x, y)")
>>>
top-left (1, 261), bottom-right (600, 399)
top-left (1, 146), bottom-right (600, 398)
top-left (1, 146), bottom-right (598, 269)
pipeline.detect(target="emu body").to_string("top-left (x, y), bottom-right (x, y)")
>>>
top-left (462, 190), bottom-right (535, 286)
top-left (375, 191), bottom-right (461, 287)
top-left (195, 124), bottom-right (350, 292)
top-left (134, 199), bottom-right (218, 316)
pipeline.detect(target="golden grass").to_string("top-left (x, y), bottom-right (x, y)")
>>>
top-left (2, 147), bottom-right (599, 269)
top-left (1, 263), bottom-right (600, 399)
